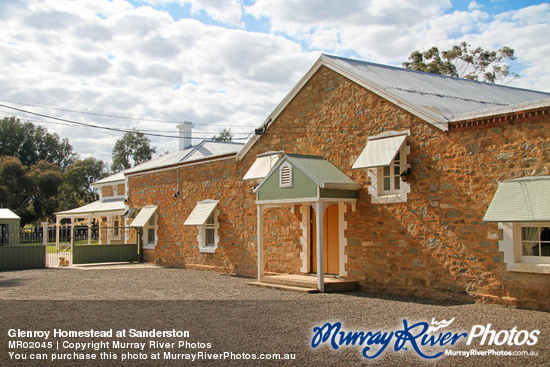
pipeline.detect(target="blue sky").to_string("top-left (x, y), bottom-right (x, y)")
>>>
top-left (0, 0), bottom-right (548, 164)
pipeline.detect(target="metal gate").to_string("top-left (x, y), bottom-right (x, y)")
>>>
top-left (16, 224), bottom-right (138, 268)
top-left (45, 225), bottom-right (72, 267)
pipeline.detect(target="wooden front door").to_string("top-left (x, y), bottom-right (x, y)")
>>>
top-left (311, 204), bottom-right (340, 274)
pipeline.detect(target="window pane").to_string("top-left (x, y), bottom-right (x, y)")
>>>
top-left (383, 166), bottom-right (390, 176)
top-left (394, 165), bottom-right (400, 176)
top-left (394, 177), bottom-right (400, 190)
top-left (148, 228), bottom-right (155, 245)
top-left (522, 242), bottom-right (539, 256)
top-left (205, 228), bottom-right (215, 247)
top-left (522, 227), bottom-right (539, 241)
top-left (383, 177), bottom-right (390, 190)
top-left (206, 213), bottom-right (214, 225)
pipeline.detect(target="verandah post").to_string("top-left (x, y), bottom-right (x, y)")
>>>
top-left (257, 204), bottom-right (264, 281)
top-left (316, 201), bottom-right (324, 292)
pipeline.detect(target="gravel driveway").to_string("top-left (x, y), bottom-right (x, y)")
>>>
top-left (0, 264), bottom-right (548, 366)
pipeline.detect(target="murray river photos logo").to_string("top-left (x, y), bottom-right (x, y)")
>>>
top-left (311, 318), bottom-right (540, 360)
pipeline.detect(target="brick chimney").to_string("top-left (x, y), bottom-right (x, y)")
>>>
top-left (177, 121), bottom-right (193, 150)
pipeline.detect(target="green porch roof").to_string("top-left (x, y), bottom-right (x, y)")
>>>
top-left (483, 176), bottom-right (550, 222)
top-left (255, 154), bottom-right (360, 202)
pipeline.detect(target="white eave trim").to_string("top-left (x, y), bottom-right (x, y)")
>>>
top-left (256, 197), bottom-right (358, 205)
top-left (447, 97), bottom-right (550, 122)
top-left (125, 154), bottom-right (237, 177)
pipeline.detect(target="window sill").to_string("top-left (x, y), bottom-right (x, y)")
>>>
top-left (143, 244), bottom-right (156, 250)
top-left (507, 263), bottom-right (550, 274)
top-left (199, 247), bottom-right (217, 253)
top-left (371, 193), bottom-right (407, 204)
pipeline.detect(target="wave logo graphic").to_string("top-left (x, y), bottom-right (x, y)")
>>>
top-left (311, 319), bottom-right (467, 359)
top-left (427, 318), bottom-right (455, 333)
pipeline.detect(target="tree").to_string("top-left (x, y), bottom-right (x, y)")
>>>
top-left (27, 161), bottom-right (63, 223)
top-left (212, 128), bottom-right (233, 142)
top-left (0, 116), bottom-right (76, 169)
top-left (112, 129), bottom-right (156, 172)
top-left (0, 157), bottom-right (65, 225)
top-left (0, 156), bottom-right (32, 216)
top-left (402, 42), bottom-right (519, 83)
top-left (58, 158), bottom-right (108, 211)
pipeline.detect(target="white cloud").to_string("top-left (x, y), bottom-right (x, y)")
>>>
top-left (468, 1), bottom-right (482, 11)
top-left (186, 0), bottom-right (243, 27)
top-left (143, 0), bottom-right (243, 27)
top-left (0, 0), bottom-right (316, 162)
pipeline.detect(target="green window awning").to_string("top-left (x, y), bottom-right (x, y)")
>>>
top-left (184, 200), bottom-right (218, 226)
top-left (483, 176), bottom-right (550, 222)
top-left (129, 205), bottom-right (158, 227)
top-left (352, 134), bottom-right (407, 169)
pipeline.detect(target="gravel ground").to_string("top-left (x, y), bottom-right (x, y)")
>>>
top-left (0, 264), bottom-right (548, 366)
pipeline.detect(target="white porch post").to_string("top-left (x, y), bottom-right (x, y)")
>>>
top-left (87, 215), bottom-right (92, 246)
top-left (70, 217), bottom-right (74, 248)
top-left (315, 201), bottom-right (325, 292)
top-left (55, 216), bottom-right (60, 247)
top-left (42, 221), bottom-right (48, 266)
top-left (257, 204), bottom-right (264, 281)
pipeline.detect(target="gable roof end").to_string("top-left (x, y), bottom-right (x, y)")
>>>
top-left (237, 54), bottom-right (550, 161)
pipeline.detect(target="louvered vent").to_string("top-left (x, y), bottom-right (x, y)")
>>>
top-left (280, 163), bottom-right (292, 187)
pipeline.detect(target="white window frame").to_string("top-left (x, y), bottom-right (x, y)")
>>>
top-left (368, 148), bottom-right (410, 204)
top-left (515, 222), bottom-right (550, 265)
top-left (143, 214), bottom-right (157, 249)
top-left (497, 221), bottom-right (550, 274)
top-left (279, 162), bottom-right (293, 188)
top-left (198, 209), bottom-right (219, 253)
top-left (377, 149), bottom-right (405, 196)
top-left (358, 130), bottom-right (411, 204)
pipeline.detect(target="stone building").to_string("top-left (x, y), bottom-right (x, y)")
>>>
top-left (124, 55), bottom-right (550, 310)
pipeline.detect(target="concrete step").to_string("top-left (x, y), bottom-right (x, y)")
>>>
top-left (256, 275), bottom-right (358, 293)
top-left (259, 276), bottom-right (318, 289)
top-left (247, 281), bottom-right (320, 293)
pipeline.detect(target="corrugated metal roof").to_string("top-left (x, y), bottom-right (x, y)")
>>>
top-left (324, 55), bottom-right (550, 126)
top-left (184, 200), bottom-right (218, 226)
top-left (93, 171), bottom-right (125, 186)
top-left (125, 140), bottom-right (244, 175)
top-left (286, 154), bottom-right (360, 190)
top-left (56, 197), bottom-right (126, 217)
top-left (237, 54), bottom-right (550, 161)
top-left (0, 208), bottom-right (20, 220)
top-left (483, 176), bottom-right (550, 222)
top-left (352, 134), bottom-right (407, 169)
top-left (130, 205), bottom-right (158, 227)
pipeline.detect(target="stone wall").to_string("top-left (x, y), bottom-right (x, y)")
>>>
top-left (101, 186), bottom-right (113, 197)
top-left (100, 183), bottom-right (125, 198)
top-left (128, 158), bottom-right (258, 276)
top-left (127, 66), bottom-right (550, 310)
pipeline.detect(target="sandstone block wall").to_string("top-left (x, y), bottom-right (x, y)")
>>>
top-left (127, 66), bottom-right (550, 310)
